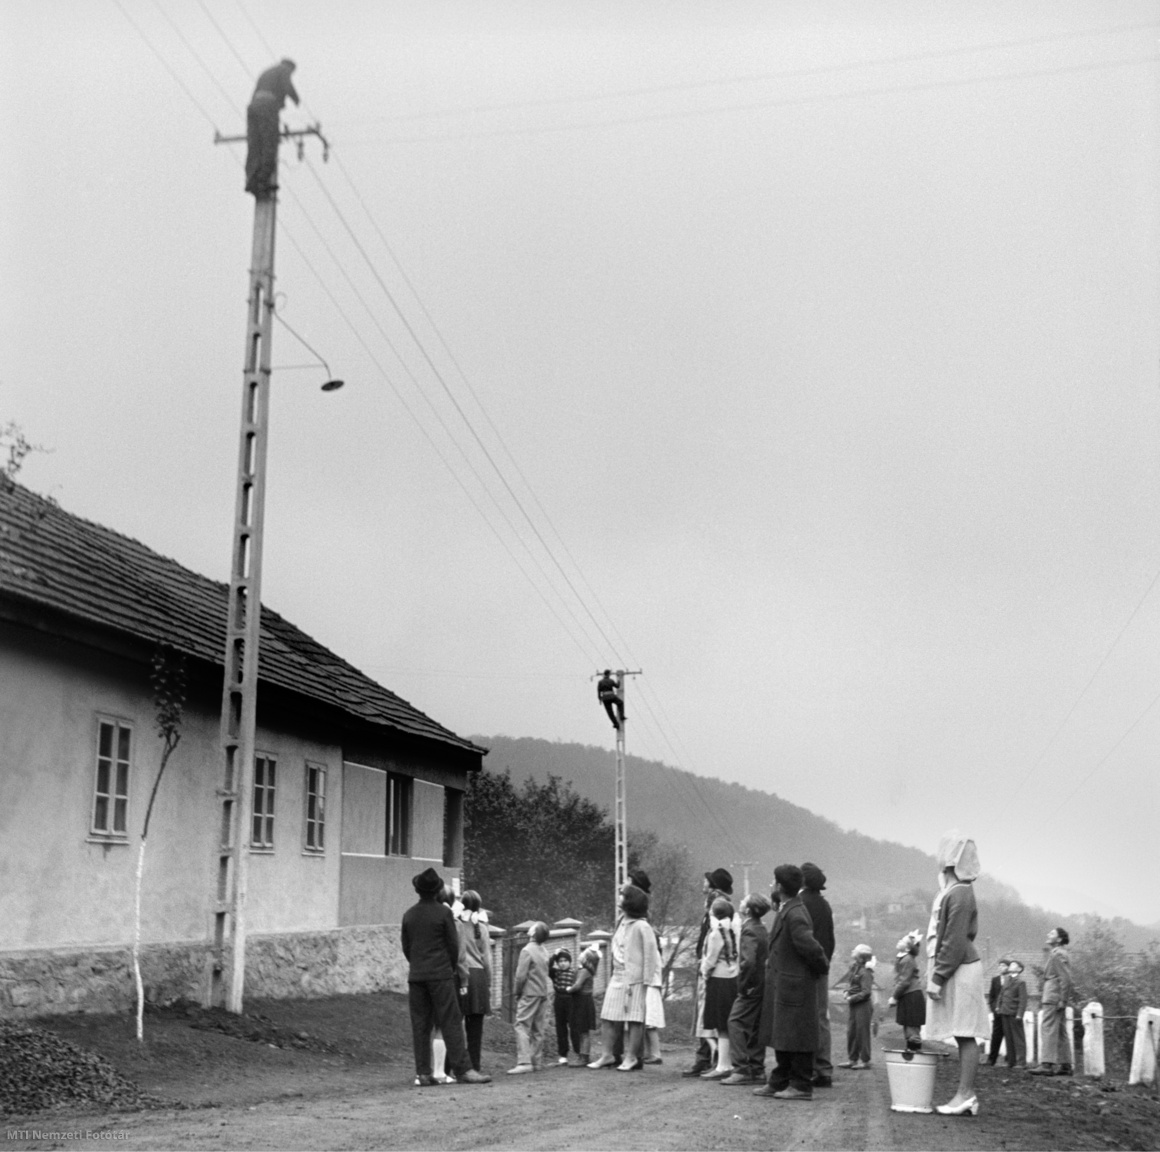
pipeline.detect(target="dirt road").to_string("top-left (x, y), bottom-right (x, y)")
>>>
top-left (0, 1056), bottom-right (1094, 1151)
top-left (4, 995), bottom-right (1154, 1151)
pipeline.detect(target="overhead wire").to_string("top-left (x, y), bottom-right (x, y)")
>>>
top-left (116, 0), bottom-right (1158, 858)
top-left (301, 156), bottom-right (630, 666)
top-left (115, 0), bottom-right (607, 666)
top-left (1008, 565), bottom-right (1160, 801)
top-left (315, 150), bottom-right (751, 851)
top-left (355, 54), bottom-right (1160, 146)
top-left (147, 0), bottom-right (244, 117)
top-left (274, 203), bottom-right (607, 667)
top-left (1034, 687), bottom-right (1160, 830)
top-left (348, 19), bottom-right (1160, 127)
top-left (110, 0), bottom-right (223, 132)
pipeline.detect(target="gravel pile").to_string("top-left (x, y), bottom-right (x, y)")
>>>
top-left (0, 1022), bottom-right (152, 1116)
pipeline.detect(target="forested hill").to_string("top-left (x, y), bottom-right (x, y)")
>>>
top-left (472, 734), bottom-right (976, 905)
top-left (471, 735), bottom-right (1158, 955)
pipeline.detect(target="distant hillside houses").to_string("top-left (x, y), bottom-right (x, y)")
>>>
top-left (0, 483), bottom-right (484, 1017)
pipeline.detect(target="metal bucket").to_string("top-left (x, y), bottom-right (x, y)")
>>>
top-left (884, 1048), bottom-right (939, 1113)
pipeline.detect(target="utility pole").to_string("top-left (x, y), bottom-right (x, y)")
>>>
top-left (597, 669), bottom-right (641, 919)
top-left (732, 861), bottom-right (759, 899)
top-left (210, 121), bottom-right (328, 1013)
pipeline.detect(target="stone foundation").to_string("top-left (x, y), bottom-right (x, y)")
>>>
top-left (0, 926), bottom-right (407, 1018)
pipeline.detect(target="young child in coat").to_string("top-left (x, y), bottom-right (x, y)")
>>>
top-left (888, 930), bottom-right (926, 1051)
top-left (568, 947), bottom-right (600, 1066)
top-left (549, 948), bottom-right (576, 1065)
top-left (508, 922), bottom-right (551, 1074)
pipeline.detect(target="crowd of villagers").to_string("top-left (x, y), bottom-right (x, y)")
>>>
top-left (401, 831), bottom-right (1063, 1119)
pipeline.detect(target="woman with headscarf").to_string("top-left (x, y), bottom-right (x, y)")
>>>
top-left (925, 830), bottom-right (991, 1116)
top-left (839, 944), bottom-right (875, 1069)
top-left (589, 884), bottom-right (665, 1071)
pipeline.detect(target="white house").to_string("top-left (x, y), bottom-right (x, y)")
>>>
top-left (0, 482), bottom-right (485, 1016)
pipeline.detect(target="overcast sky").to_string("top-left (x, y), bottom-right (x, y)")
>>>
top-left (3, 1), bottom-right (1158, 926)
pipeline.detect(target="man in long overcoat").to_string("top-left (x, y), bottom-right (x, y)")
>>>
top-left (755, 864), bottom-right (829, 1100)
top-left (800, 862), bottom-right (835, 1085)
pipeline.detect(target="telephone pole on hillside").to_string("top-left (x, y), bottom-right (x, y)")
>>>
top-left (733, 861), bottom-right (759, 898)
top-left (210, 119), bottom-right (329, 1013)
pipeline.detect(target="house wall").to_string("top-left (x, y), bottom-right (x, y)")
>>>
top-left (0, 623), bottom-right (474, 1016)
top-left (0, 631), bottom-right (343, 953)
top-left (338, 762), bottom-right (461, 926)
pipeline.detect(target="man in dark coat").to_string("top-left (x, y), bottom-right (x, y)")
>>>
top-left (245, 59), bottom-right (299, 197)
top-left (754, 864), bottom-right (829, 1100)
top-left (682, 867), bottom-right (733, 1075)
top-left (800, 862), bottom-right (835, 1086)
top-left (401, 867), bottom-right (490, 1085)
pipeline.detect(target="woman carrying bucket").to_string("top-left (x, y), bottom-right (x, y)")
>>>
top-left (924, 831), bottom-right (991, 1117)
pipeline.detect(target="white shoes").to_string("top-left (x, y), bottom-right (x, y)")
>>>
top-left (936, 1096), bottom-right (979, 1116)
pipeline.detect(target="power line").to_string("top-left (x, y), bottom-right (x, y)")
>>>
top-left (1034, 687), bottom-right (1160, 829)
top-left (113, 0), bottom-right (834, 859)
top-left (346, 20), bottom-right (1160, 127)
top-left (352, 54), bottom-right (1160, 146)
top-left (147, 0), bottom-right (243, 116)
top-left (195, 0), bottom-right (254, 80)
top-left (109, 0), bottom-right (223, 131)
top-left (1009, 565), bottom-right (1160, 801)
top-left (302, 157), bottom-right (630, 666)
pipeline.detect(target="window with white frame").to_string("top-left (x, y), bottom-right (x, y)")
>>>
top-left (386, 772), bottom-right (412, 856)
top-left (304, 762), bottom-right (325, 852)
top-left (92, 718), bottom-right (132, 837)
top-left (251, 755), bottom-right (276, 849)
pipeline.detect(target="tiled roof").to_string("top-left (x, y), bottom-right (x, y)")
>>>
top-left (0, 482), bottom-right (483, 756)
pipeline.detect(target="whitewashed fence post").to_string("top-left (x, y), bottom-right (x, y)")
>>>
top-left (1023, 1010), bottom-right (1037, 1068)
top-left (1082, 1002), bottom-right (1104, 1078)
top-left (1128, 1007), bottom-right (1160, 1086)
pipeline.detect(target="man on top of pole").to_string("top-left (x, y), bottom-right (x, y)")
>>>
top-left (597, 669), bottom-right (624, 731)
top-left (245, 59), bottom-right (300, 198)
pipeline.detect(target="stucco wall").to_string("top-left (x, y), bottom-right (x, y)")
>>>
top-left (0, 926), bottom-right (409, 1018)
top-left (0, 631), bottom-right (342, 951)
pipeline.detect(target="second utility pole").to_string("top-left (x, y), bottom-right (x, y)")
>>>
top-left (611, 669), bottom-right (641, 917)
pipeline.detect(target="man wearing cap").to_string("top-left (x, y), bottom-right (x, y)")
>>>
top-left (800, 863), bottom-right (835, 1087)
top-left (683, 867), bottom-right (733, 1076)
top-left (245, 58), bottom-right (300, 197)
top-left (754, 864), bottom-right (830, 1100)
top-left (401, 867), bottom-right (491, 1085)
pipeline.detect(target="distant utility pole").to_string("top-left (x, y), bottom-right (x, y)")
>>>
top-left (733, 861), bottom-right (759, 899)
top-left (596, 669), bottom-right (641, 919)
top-left (210, 119), bottom-right (329, 1014)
